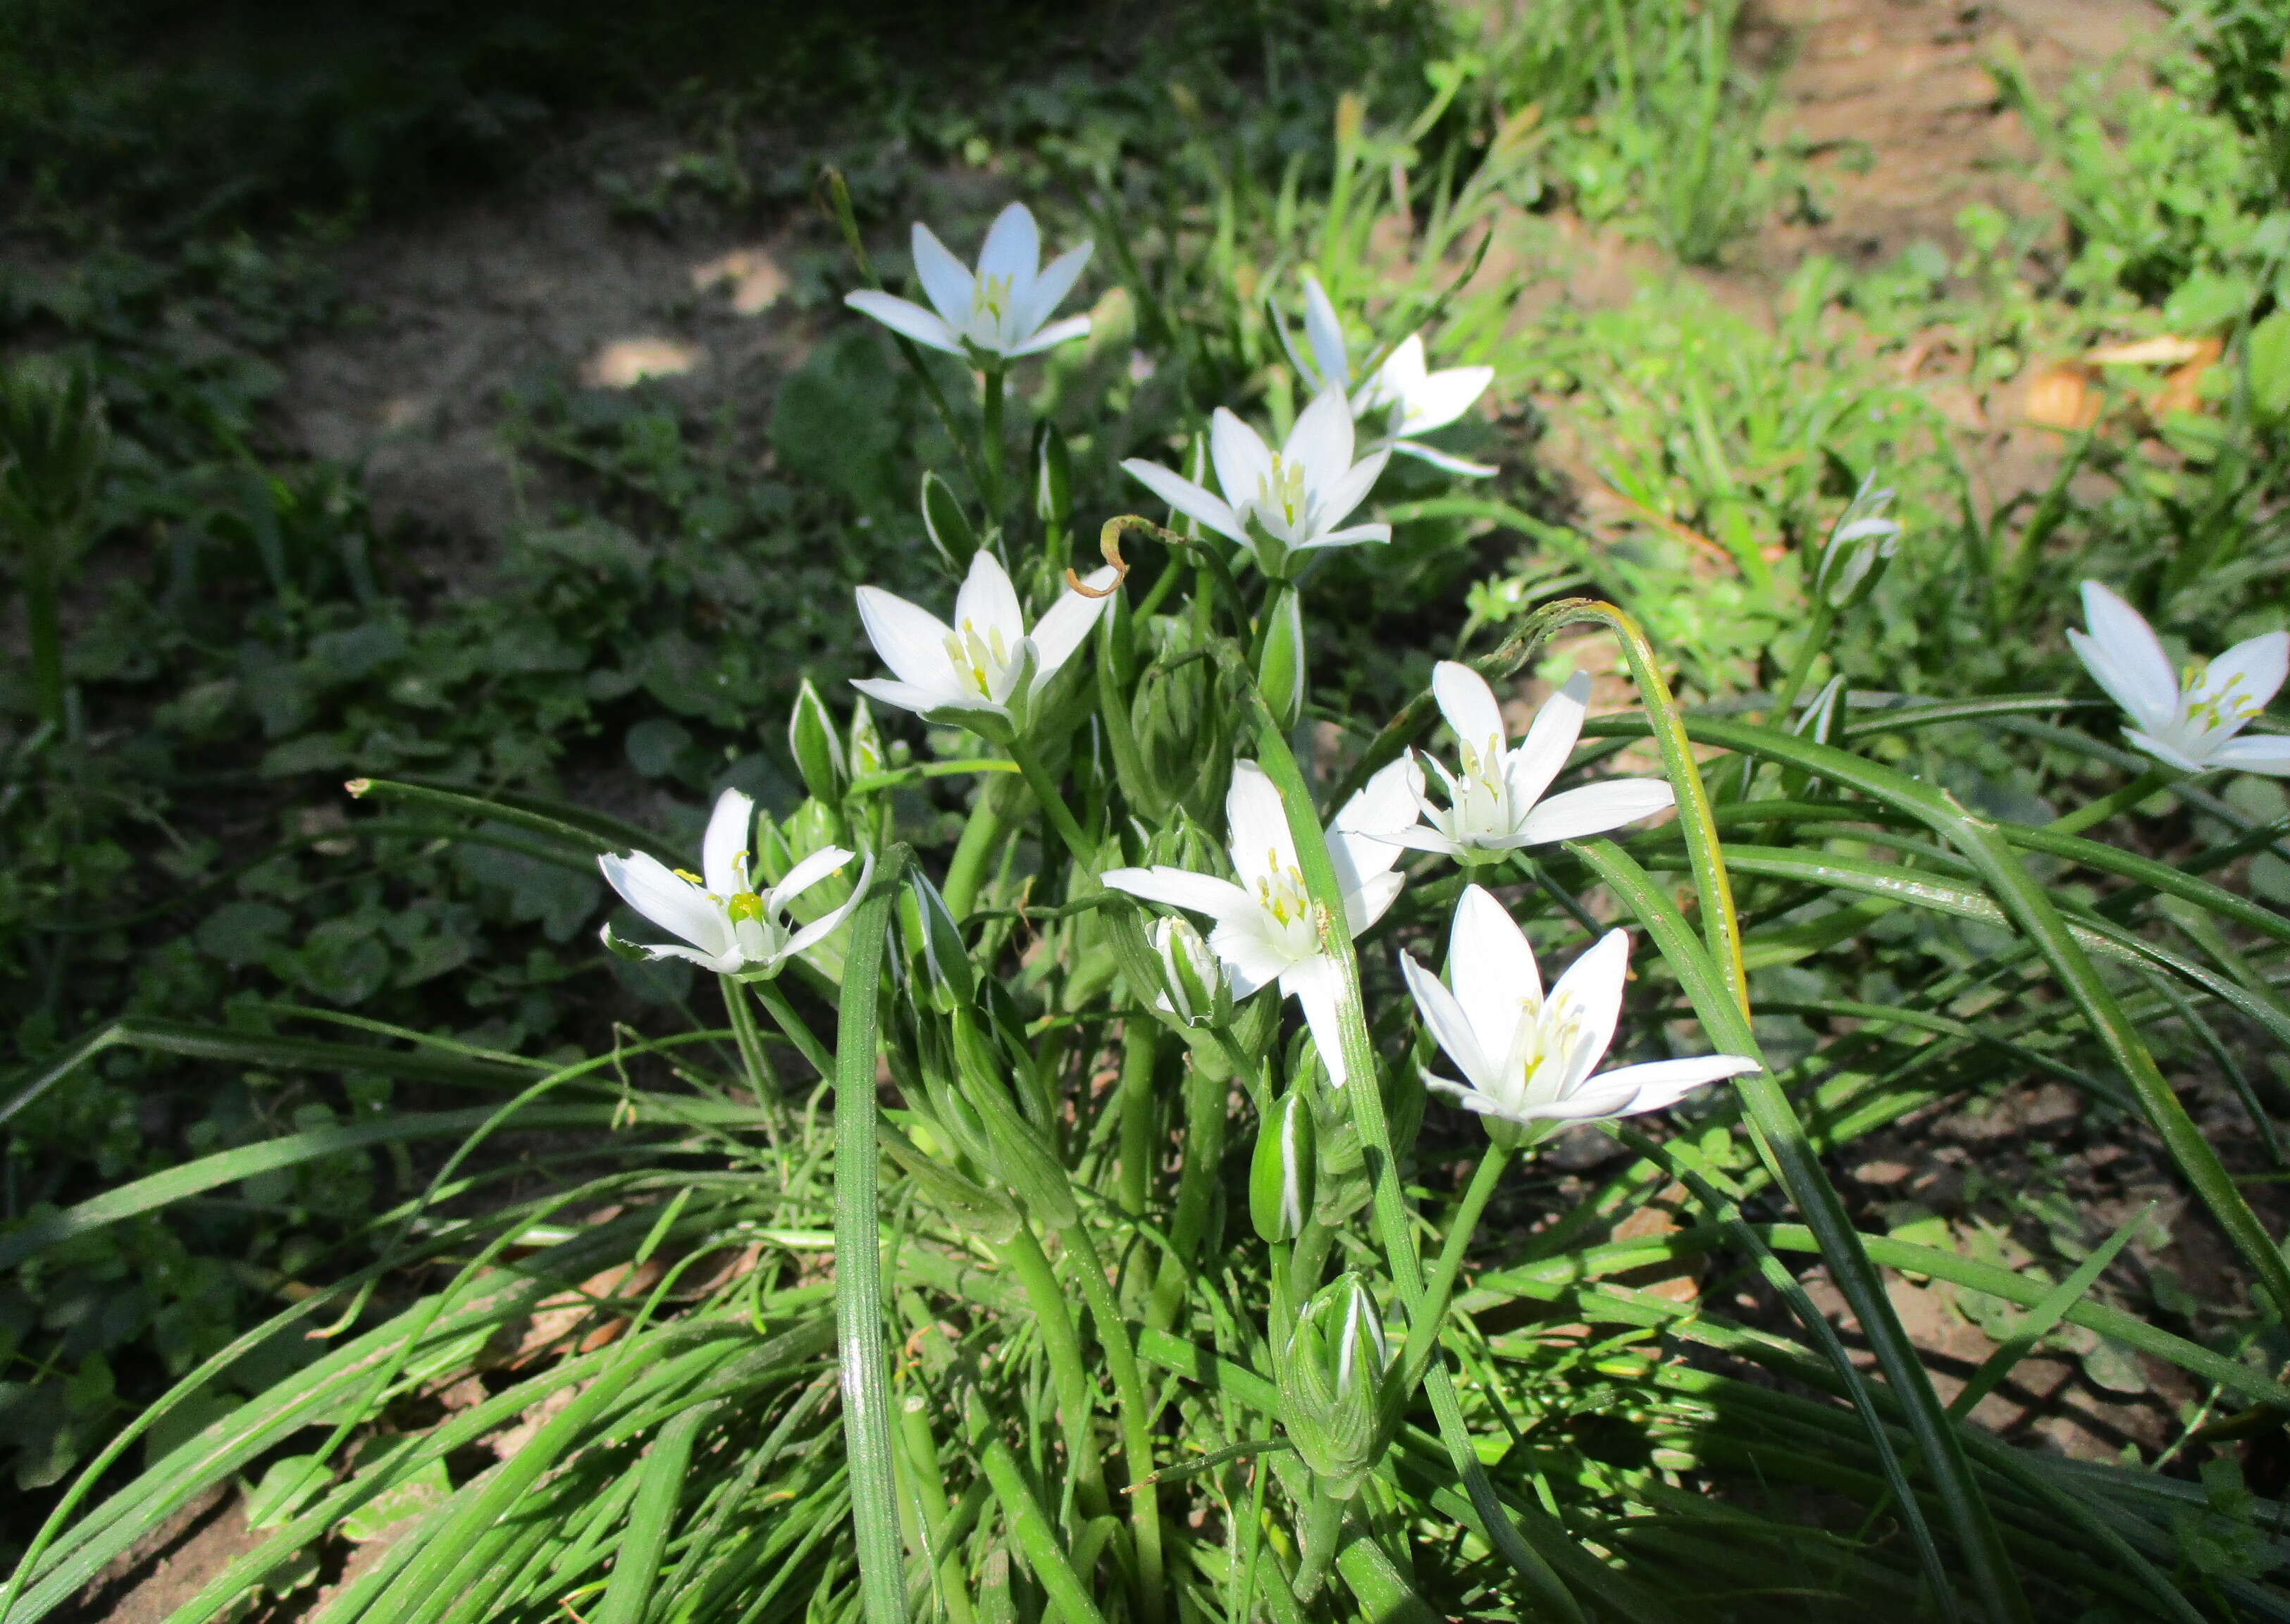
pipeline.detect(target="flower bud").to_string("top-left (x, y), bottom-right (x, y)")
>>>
top-left (1254, 588), bottom-right (1306, 731)
top-left (788, 678), bottom-right (849, 804)
top-left (920, 470), bottom-right (977, 574)
top-left (1249, 1089), bottom-right (1316, 1243)
top-left (1151, 917), bottom-right (1230, 1029)
top-left (904, 872), bottom-right (974, 1012)
top-left (1031, 421), bottom-right (1072, 529)
top-left (950, 1006), bottom-right (1077, 1227)
top-left (1812, 474), bottom-right (1900, 611)
top-left (1279, 1272), bottom-right (1389, 1498)
top-left (848, 697), bottom-right (887, 779)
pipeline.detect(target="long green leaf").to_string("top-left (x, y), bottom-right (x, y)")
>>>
top-left (834, 848), bottom-right (911, 1624)
top-left (597, 1401), bottom-right (719, 1624)
top-left (1948, 1205), bottom-right (2151, 1420)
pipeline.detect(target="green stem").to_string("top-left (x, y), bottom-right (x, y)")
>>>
top-left (1249, 576), bottom-right (1292, 667)
top-left (1060, 1222), bottom-right (1168, 1623)
top-left (748, 976), bottom-right (834, 1081)
top-left (941, 775), bottom-right (1015, 919)
top-left (1727, 596), bottom-right (1834, 802)
top-left (1290, 1484), bottom-right (1347, 1603)
top-left (2045, 766), bottom-right (2173, 837)
top-left (996, 1223), bottom-right (1111, 1523)
top-left (1149, 1047), bottom-right (1228, 1331)
top-left (1116, 1019), bottom-right (1160, 1219)
top-left (968, 1387), bottom-right (1110, 1624)
top-left (1397, 1142), bottom-right (1511, 1393)
top-left (1010, 738), bottom-right (1096, 867)
top-left (719, 977), bottom-right (781, 1120)
top-left (981, 364), bottom-right (1008, 524)
top-left (23, 527), bottom-right (63, 730)
top-left (898, 1389), bottom-right (977, 1624)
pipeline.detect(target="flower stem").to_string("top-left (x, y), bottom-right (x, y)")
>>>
top-left (1397, 1142), bottom-right (1510, 1392)
top-left (1009, 738), bottom-right (1096, 869)
top-left (994, 1222), bottom-right (1111, 1525)
top-left (1116, 1019), bottom-right (1161, 1219)
top-left (1058, 1220), bottom-right (1167, 1623)
top-left (2047, 766), bottom-right (2174, 837)
top-left (1149, 1048), bottom-right (1229, 1331)
top-left (719, 976), bottom-right (781, 1122)
top-left (746, 975), bottom-right (834, 1081)
top-left (1726, 595), bottom-right (1834, 801)
top-left (1291, 1484), bottom-right (1347, 1601)
top-left (980, 364), bottom-right (1008, 525)
top-left (941, 773), bottom-right (1015, 918)
top-left (22, 524), bottom-right (64, 730)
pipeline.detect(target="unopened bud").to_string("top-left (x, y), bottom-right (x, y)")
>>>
top-left (1255, 588), bottom-right (1306, 731)
top-left (1249, 1089), bottom-right (1317, 1243)
top-left (848, 696), bottom-right (886, 779)
top-left (1280, 1272), bottom-right (1389, 1498)
top-left (950, 1007), bottom-right (1077, 1227)
top-left (1151, 916), bottom-right (1230, 1029)
top-left (1812, 473), bottom-right (1900, 610)
top-left (1031, 422), bottom-right (1072, 528)
top-left (905, 872), bottom-right (974, 1011)
top-left (920, 470), bottom-right (977, 574)
top-left (788, 678), bottom-right (849, 802)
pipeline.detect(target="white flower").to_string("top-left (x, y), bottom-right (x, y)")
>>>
top-left (1103, 757), bottom-right (1416, 1078)
top-left (1401, 886), bottom-right (1759, 1134)
top-left (853, 549), bottom-right (1119, 737)
top-left (1120, 387), bottom-right (1391, 574)
top-left (2069, 581), bottom-right (2290, 776)
top-left (1375, 663), bottom-right (1674, 864)
top-left (1296, 276), bottom-right (1495, 476)
top-left (599, 789), bottom-right (870, 977)
top-left (843, 202), bottom-right (1093, 361)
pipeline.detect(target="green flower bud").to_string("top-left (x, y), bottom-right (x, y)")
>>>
top-left (1811, 473), bottom-right (1900, 611)
top-left (1031, 421), bottom-right (1072, 528)
top-left (1249, 1089), bottom-right (1316, 1243)
top-left (1279, 1272), bottom-right (1390, 1498)
top-left (1151, 916), bottom-right (1230, 1029)
top-left (848, 697), bottom-right (887, 779)
top-left (1254, 588), bottom-right (1306, 731)
top-left (879, 1118), bottom-right (1023, 1244)
top-left (949, 1006), bottom-right (1077, 1227)
top-left (903, 872), bottom-right (974, 1012)
top-left (0, 361), bottom-right (105, 536)
top-left (788, 678), bottom-right (849, 803)
top-left (920, 469), bottom-right (978, 574)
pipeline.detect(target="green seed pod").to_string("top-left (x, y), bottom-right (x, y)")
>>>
top-left (1279, 1272), bottom-right (1390, 1499)
top-left (920, 469), bottom-right (978, 574)
top-left (1254, 589), bottom-right (1306, 731)
top-left (1249, 1089), bottom-right (1317, 1243)
top-left (788, 678), bottom-right (849, 804)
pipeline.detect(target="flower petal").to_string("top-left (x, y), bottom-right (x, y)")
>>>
top-left (600, 851), bottom-right (734, 962)
top-left (1516, 779), bottom-right (1676, 845)
top-left (850, 676), bottom-right (955, 719)
top-left (784, 849), bottom-right (876, 958)
top-left (2195, 630), bottom-right (2290, 722)
top-left (1506, 672), bottom-right (1590, 812)
top-left (1282, 955), bottom-right (1351, 1086)
top-left (2208, 732), bottom-right (2290, 775)
top-left (977, 202), bottom-right (1041, 286)
top-left (1101, 864), bottom-right (1254, 921)
top-left (1029, 566), bottom-right (1120, 677)
top-left (1294, 521), bottom-right (1391, 551)
top-left (1396, 362), bottom-right (1493, 435)
top-left (1332, 755), bottom-right (1421, 840)
top-left (843, 291), bottom-right (963, 355)
top-left (855, 585), bottom-right (960, 693)
top-left (1593, 1054), bottom-right (1762, 1115)
top-left (1284, 387), bottom-right (1358, 494)
top-left (953, 549), bottom-right (1025, 645)
top-left (1210, 919), bottom-right (1295, 1000)
top-left (2122, 727), bottom-right (2211, 773)
top-left (1432, 661), bottom-right (1506, 764)
top-left (1019, 241), bottom-right (1093, 337)
top-left (1448, 884), bottom-right (1539, 1062)
top-left (1224, 761), bottom-right (1297, 891)
top-left (1361, 334), bottom-right (1428, 418)
top-left (910, 223), bottom-right (975, 326)
top-left (2074, 581), bottom-right (2180, 732)
top-left (767, 845), bottom-right (858, 912)
top-left (1342, 869), bottom-right (1405, 936)
top-left (1385, 438), bottom-right (1498, 477)
top-left (1209, 408), bottom-right (1275, 510)
top-left (1302, 277), bottom-right (1350, 392)
top-left (702, 788), bottom-right (755, 895)
top-left (1312, 446), bottom-right (1390, 531)
top-left (1121, 458), bottom-right (1249, 545)
top-left (1008, 315), bottom-right (1092, 357)
top-left (1546, 929), bottom-right (1630, 1093)
top-left (1400, 949), bottom-right (1499, 1098)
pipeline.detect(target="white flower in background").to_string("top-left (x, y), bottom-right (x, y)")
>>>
top-left (853, 549), bottom-right (1119, 738)
top-left (599, 789), bottom-right (870, 977)
top-left (1120, 387), bottom-right (1391, 574)
top-left (1103, 758), bottom-right (1415, 1077)
top-left (1401, 886), bottom-right (1759, 1134)
top-left (2069, 581), bottom-right (2290, 776)
top-left (1375, 663), bottom-right (1674, 864)
top-left (1296, 275), bottom-right (1496, 476)
top-left (843, 202), bottom-right (1093, 361)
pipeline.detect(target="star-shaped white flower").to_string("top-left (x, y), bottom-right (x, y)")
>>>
top-left (599, 789), bottom-right (870, 977)
top-left (1401, 886), bottom-right (1759, 1135)
top-left (2069, 581), bottom-right (2290, 775)
top-left (853, 550), bottom-right (1119, 738)
top-left (1120, 387), bottom-right (1390, 576)
top-left (1375, 663), bottom-right (1674, 864)
top-left (1296, 276), bottom-right (1495, 476)
top-left (843, 202), bottom-right (1093, 361)
top-left (1103, 757), bottom-right (1415, 1079)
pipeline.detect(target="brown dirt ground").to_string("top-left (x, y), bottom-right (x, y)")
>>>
top-left (89, 0), bottom-right (2208, 1613)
